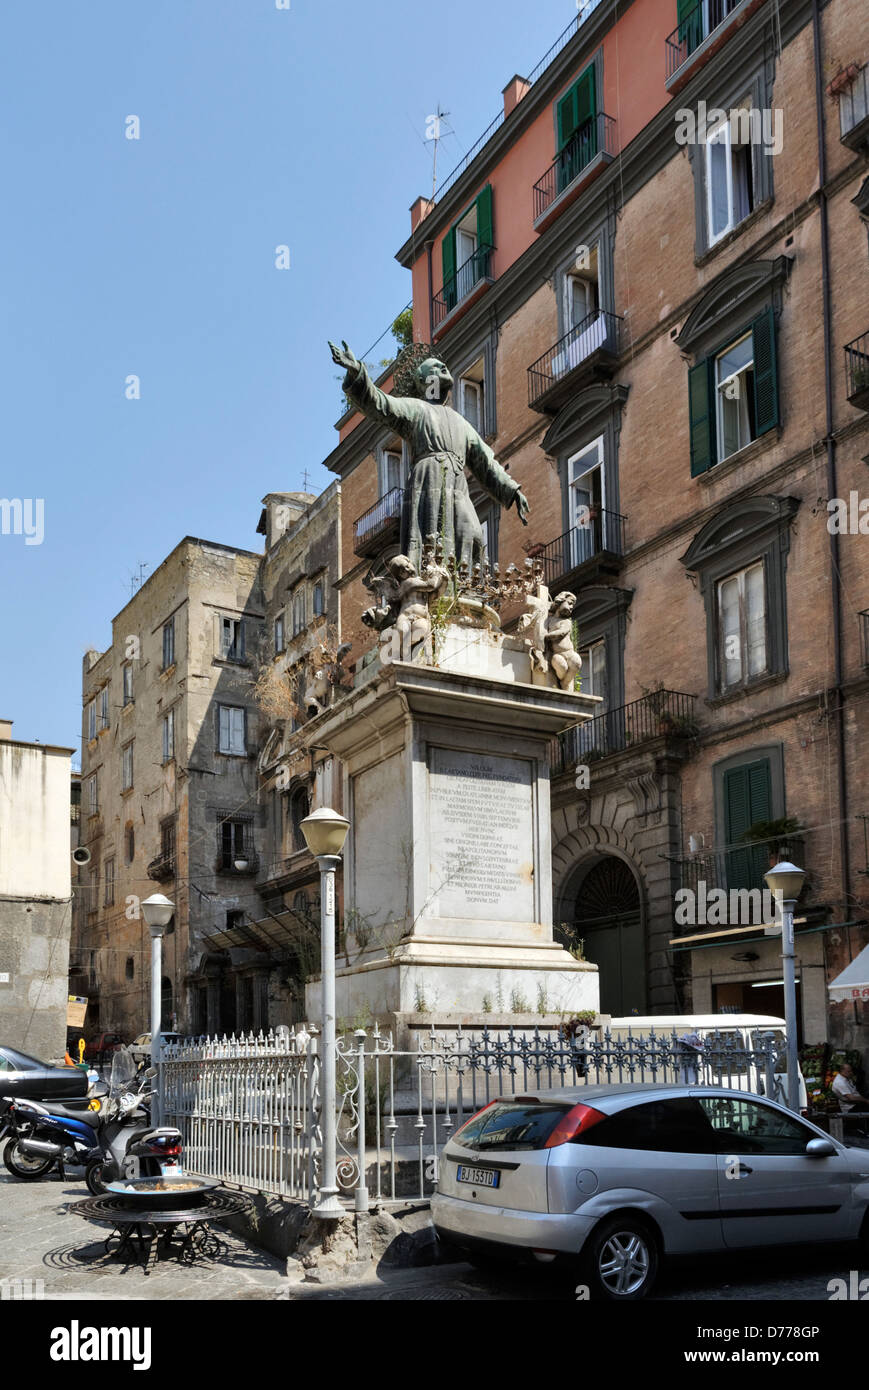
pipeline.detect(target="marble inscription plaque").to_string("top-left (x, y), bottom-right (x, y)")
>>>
top-left (428, 746), bottom-right (535, 922)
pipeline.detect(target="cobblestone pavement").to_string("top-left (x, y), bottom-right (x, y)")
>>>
top-left (287, 1243), bottom-right (867, 1302)
top-left (0, 1172), bottom-right (288, 1301)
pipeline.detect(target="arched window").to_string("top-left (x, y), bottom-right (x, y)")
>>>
top-left (125, 824), bottom-right (135, 864)
top-left (125, 956), bottom-right (135, 981)
top-left (289, 786), bottom-right (310, 853)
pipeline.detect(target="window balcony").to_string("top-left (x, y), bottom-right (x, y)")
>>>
top-left (431, 243), bottom-right (494, 337)
top-left (527, 309), bottom-right (622, 412)
top-left (672, 835), bottom-right (806, 923)
top-left (665, 0), bottom-right (765, 91)
top-left (552, 689), bottom-right (699, 772)
top-left (861, 611), bottom-right (869, 668)
top-left (147, 851), bottom-right (176, 883)
top-left (531, 511), bottom-right (627, 590)
top-left (845, 332), bottom-right (869, 411)
top-left (532, 113), bottom-right (616, 231)
top-left (353, 487), bottom-right (404, 558)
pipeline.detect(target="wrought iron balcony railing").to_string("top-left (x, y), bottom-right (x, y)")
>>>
top-left (665, 0), bottom-right (743, 80)
top-left (528, 309), bottom-right (623, 408)
top-left (431, 243), bottom-right (494, 330)
top-left (861, 611), bottom-right (869, 668)
top-left (673, 835), bottom-right (806, 911)
top-left (353, 487), bottom-right (404, 557)
top-left (532, 113), bottom-right (616, 222)
top-left (533, 511), bottom-right (626, 589)
top-left (147, 851), bottom-right (176, 883)
top-left (552, 689), bottom-right (698, 772)
top-left (844, 332), bottom-right (869, 410)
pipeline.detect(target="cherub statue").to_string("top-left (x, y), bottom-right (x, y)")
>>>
top-left (363, 553), bottom-right (449, 665)
top-left (517, 583), bottom-right (551, 679)
top-left (545, 592), bottom-right (583, 691)
top-left (302, 640), bottom-right (353, 718)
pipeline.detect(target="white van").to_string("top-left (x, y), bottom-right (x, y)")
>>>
top-left (606, 1013), bottom-right (808, 1110)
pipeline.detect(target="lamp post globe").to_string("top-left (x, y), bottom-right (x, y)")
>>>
top-left (763, 860), bottom-right (806, 902)
top-left (141, 893), bottom-right (175, 934)
top-left (300, 806), bottom-right (350, 858)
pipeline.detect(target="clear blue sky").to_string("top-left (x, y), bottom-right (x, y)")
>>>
top-left (0, 0), bottom-right (576, 759)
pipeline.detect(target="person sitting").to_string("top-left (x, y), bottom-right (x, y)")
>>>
top-left (831, 1063), bottom-right (869, 1113)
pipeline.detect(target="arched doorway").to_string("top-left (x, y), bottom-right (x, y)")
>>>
top-left (564, 857), bottom-right (645, 1016)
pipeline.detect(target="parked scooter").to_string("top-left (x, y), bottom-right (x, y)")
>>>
top-left (1, 1091), bottom-right (106, 1181)
top-left (83, 1047), bottom-right (183, 1195)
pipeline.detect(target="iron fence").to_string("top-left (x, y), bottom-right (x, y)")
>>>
top-left (431, 244), bottom-right (494, 329)
top-left (353, 486), bottom-right (404, 556)
top-left (163, 1022), bottom-right (783, 1210)
top-left (844, 331), bottom-right (869, 408)
top-left (665, 0), bottom-right (742, 80)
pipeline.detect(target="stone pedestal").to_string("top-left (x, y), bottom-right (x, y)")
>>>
top-left (304, 622), bottom-right (601, 1029)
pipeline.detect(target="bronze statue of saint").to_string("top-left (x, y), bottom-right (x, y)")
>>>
top-left (329, 341), bottom-right (529, 569)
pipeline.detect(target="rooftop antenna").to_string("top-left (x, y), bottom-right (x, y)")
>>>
top-left (301, 468), bottom-right (312, 492)
top-left (426, 106), bottom-right (452, 199)
top-left (130, 561), bottom-right (148, 598)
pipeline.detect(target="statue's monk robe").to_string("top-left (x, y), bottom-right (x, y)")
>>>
top-left (341, 361), bottom-right (521, 570)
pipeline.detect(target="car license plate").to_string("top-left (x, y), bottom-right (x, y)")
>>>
top-left (457, 1164), bottom-right (499, 1189)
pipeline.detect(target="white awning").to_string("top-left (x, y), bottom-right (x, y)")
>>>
top-left (828, 943), bottom-right (869, 1003)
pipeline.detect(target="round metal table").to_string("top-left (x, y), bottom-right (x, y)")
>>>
top-left (68, 1190), bottom-right (250, 1275)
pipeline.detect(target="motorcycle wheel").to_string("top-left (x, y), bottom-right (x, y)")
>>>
top-left (3, 1137), bottom-right (54, 1180)
top-left (85, 1156), bottom-right (108, 1195)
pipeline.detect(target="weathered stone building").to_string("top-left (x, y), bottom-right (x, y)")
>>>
top-left (0, 718), bottom-right (75, 1058)
top-left (322, 0), bottom-right (869, 1055)
top-left (71, 538), bottom-right (267, 1039)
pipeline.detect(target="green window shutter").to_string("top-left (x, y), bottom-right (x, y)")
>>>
top-left (441, 227), bottom-right (457, 310)
top-left (476, 184), bottom-right (494, 255)
top-left (752, 307), bottom-right (779, 437)
top-left (688, 358), bottom-right (715, 475)
top-left (678, 0), bottom-right (703, 54)
top-left (725, 758), bottom-right (773, 891)
top-left (557, 85), bottom-right (579, 151)
top-left (557, 63), bottom-right (597, 151)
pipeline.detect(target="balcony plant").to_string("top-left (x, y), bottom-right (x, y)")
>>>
top-left (740, 816), bottom-right (804, 868)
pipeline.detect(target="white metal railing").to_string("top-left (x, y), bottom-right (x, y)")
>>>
top-left (162, 1023), bottom-right (783, 1210)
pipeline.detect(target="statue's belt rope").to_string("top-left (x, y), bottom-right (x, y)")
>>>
top-left (414, 450), bottom-right (465, 474)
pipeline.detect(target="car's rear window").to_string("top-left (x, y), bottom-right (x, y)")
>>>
top-left (453, 1101), bottom-right (570, 1152)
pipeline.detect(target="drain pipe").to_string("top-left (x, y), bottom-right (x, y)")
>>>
top-left (811, 0), bottom-right (851, 898)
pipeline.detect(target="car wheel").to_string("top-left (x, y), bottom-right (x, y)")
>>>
top-left (3, 1138), bottom-right (54, 1181)
top-left (584, 1215), bottom-right (659, 1301)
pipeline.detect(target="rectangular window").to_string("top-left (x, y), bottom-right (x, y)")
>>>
top-left (122, 664), bottom-right (133, 706)
top-left (220, 819), bottom-right (250, 869)
top-left (121, 742), bottom-right (134, 790)
top-left (99, 687), bottom-right (109, 731)
top-left (441, 185), bottom-right (494, 311)
top-left (162, 618), bottom-right (175, 670)
top-left (218, 705), bottom-right (246, 756)
top-left (292, 588), bottom-right (306, 637)
top-left (567, 436), bottom-right (604, 567)
top-left (717, 561), bottom-right (767, 689)
top-left (104, 857), bottom-right (115, 907)
top-left (714, 332), bottom-right (756, 461)
top-left (162, 708), bottom-right (175, 763)
top-left (274, 613), bottom-right (285, 653)
top-left (312, 581), bottom-right (325, 618)
top-left (87, 774), bottom-right (98, 815)
top-left (161, 819), bottom-right (176, 859)
top-left (378, 448), bottom-right (404, 496)
top-left (688, 310), bottom-right (778, 475)
top-left (220, 616), bottom-right (244, 661)
top-left (556, 62), bottom-right (598, 191)
top-left (839, 65), bottom-right (869, 138)
top-left (705, 104), bottom-right (754, 246)
top-left (458, 377), bottom-right (483, 433)
top-left (723, 757), bottom-right (773, 891)
top-left (87, 699), bottom-right (97, 741)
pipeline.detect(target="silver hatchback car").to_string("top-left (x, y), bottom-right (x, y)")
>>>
top-left (431, 1083), bottom-right (869, 1299)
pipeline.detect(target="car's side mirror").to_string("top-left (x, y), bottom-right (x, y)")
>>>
top-left (805, 1137), bottom-right (836, 1158)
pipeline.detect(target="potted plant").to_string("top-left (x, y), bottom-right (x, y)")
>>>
top-left (740, 816), bottom-right (804, 868)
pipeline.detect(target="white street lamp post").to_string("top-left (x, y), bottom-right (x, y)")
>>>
top-left (141, 893), bottom-right (175, 1126)
top-left (300, 807), bottom-right (350, 1221)
top-left (763, 860), bottom-right (806, 1112)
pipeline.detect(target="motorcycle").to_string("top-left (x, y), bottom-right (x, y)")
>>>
top-left (1, 1091), bottom-right (106, 1181)
top-left (83, 1047), bottom-right (183, 1195)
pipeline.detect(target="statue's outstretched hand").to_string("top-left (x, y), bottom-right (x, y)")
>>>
top-left (513, 489), bottom-right (530, 526)
top-left (329, 339), bottom-right (360, 373)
